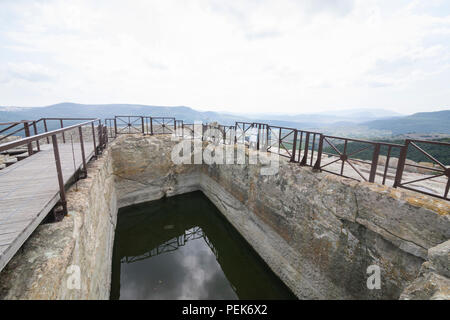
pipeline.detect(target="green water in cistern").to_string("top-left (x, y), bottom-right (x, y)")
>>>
top-left (110, 191), bottom-right (296, 300)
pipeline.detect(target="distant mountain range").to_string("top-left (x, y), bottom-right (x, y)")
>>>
top-left (0, 103), bottom-right (449, 137)
top-left (0, 103), bottom-right (241, 125)
top-left (360, 110), bottom-right (450, 135)
top-left (229, 108), bottom-right (403, 124)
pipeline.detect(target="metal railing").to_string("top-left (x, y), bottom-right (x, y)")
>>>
top-left (192, 119), bottom-right (448, 200)
top-left (3, 115), bottom-right (448, 201)
top-left (151, 117), bottom-right (176, 135)
top-left (0, 118), bottom-right (102, 155)
top-left (104, 118), bottom-right (116, 139)
top-left (394, 139), bottom-right (450, 200)
top-left (0, 120), bottom-right (42, 154)
top-left (114, 116), bottom-right (143, 135)
top-left (0, 118), bottom-right (107, 218)
top-left (313, 135), bottom-right (404, 184)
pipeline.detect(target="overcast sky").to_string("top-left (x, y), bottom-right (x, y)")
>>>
top-left (1, 0), bottom-right (449, 114)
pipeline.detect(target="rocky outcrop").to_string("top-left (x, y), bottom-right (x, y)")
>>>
top-left (110, 135), bottom-right (200, 208)
top-left (111, 135), bottom-right (449, 299)
top-left (400, 240), bottom-right (450, 300)
top-left (0, 134), bottom-right (448, 299)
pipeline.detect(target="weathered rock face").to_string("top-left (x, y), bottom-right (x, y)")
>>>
top-left (400, 240), bottom-right (450, 300)
top-left (111, 135), bottom-right (449, 299)
top-left (198, 153), bottom-right (448, 299)
top-left (111, 135), bottom-right (200, 208)
top-left (0, 134), bottom-right (448, 300)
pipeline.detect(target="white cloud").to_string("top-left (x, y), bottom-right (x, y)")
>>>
top-left (3, 62), bottom-right (56, 83)
top-left (0, 0), bottom-right (449, 114)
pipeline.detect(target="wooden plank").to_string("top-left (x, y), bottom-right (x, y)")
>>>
top-left (0, 245), bottom-right (9, 260)
top-left (0, 142), bottom-right (95, 272)
top-left (0, 194), bottom-right (59, 271)
top-left (0, 231), bottom-right (21, 245)
top-left (0, 195), bottom-right (59, 225)
top-left (0, 220), bottom-right (30, 233)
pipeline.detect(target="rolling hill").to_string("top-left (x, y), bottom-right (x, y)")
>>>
top-left (0, 103), bottom-right (448, 137)
top-left (0, 103), bottom-right (244, 125)
top-left (363, 110), bottom-right (450, 135)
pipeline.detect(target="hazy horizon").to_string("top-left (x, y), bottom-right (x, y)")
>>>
top-left (0, 101), bottom-right (428, 117)
top-left (1, 1), bottom-right (450, 114)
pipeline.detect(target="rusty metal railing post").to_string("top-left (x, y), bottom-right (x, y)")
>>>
top-left (256, 124), bottom-right (261, 150)
top-left (96, 124), bottom-right (101, 149)
top-left (150, 117), bottom-right (154, 135)
top-left (78, 126), bottom-right (87, 178)
top-left (100, 121), bottom-right (104, 148)
top-left (102, 123), bottom-right (105, 148)
top-left (103, 124), bottom-right (107, 147)
top-left (91, 122), bottom-right (97, 156)
top-left (51, 134), bottom-right (67, 216)
top-left (313, 134), bottom-right (324, 171)
top-left (290, 129), bottom-right (298, 162)
top-left (369, 143), bottom-right (381, 183)
top-left (300, 132), bottom-right (310, 166)
top-left (278, 127), bottom-right (281, 154)
top-left (103, 123), bottom-right (105, 147)
top-left (100, 120), bottom-right (105, 149)
top-left (98, 123), bottom-right (103, 150)
top-left (297, 131), bottom-right (303, 162)
top-left (445, 173), bottom-right (450, 199)
top-left (141, 116), bottom-right (145, 135)
top-left (104, 123), bottom-right (107, 147)
top-left (60, 119), bottom-right (65, 143)
top-left (394, 140), bottom-right (409, 188)
top-left (23, 121), bottom-right (33, 156)
top-left (32, 121), bottom-right (40, 152)
top-left (310, 133), bottom-right (316, 166)
top-left (44, 119), bottom-right (50, 144)
top-left (382, 145), bottom-right (392, 185)
top-left (340, 140), bottom-right (348, 175)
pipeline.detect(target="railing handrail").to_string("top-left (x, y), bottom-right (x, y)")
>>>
top-left (322, 134), bottom-right (405, 148)
top-left (0, 119), bottom-right (100, 152)
top-left (0, 120), bottom-right (34, 126)
top-left (149, 116), bottom-right (175, 119)
top-left (404, 138), bottom-right (450, 147)
top-left (0, 118), bottom-right (99, 141)
top-left (37, 117), bottom-right (97, 121)
top-left (2, 114), bottom-right (447, 200)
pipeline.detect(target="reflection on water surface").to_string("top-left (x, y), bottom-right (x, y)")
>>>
top-left (110, 191), bottom-right (296, 300)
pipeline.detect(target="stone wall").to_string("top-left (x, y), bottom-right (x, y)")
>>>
top-left (400, 240), bottom-right (450, 300)
top-left (0, 134), bottom-right (448, 299)
top-left (111, 135), bottom-right (449, 299)
top-left (199, 158), bottom-right (448, 299)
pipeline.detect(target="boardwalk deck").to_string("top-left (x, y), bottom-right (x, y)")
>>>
top-left (0, 142), bottom-right (95, 272)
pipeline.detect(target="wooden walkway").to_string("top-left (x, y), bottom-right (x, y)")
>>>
top-left (0, 142), bottom-right (95, 272)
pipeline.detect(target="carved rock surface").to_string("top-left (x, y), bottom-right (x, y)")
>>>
top-left (0, 134), bottom-right (448, 300)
